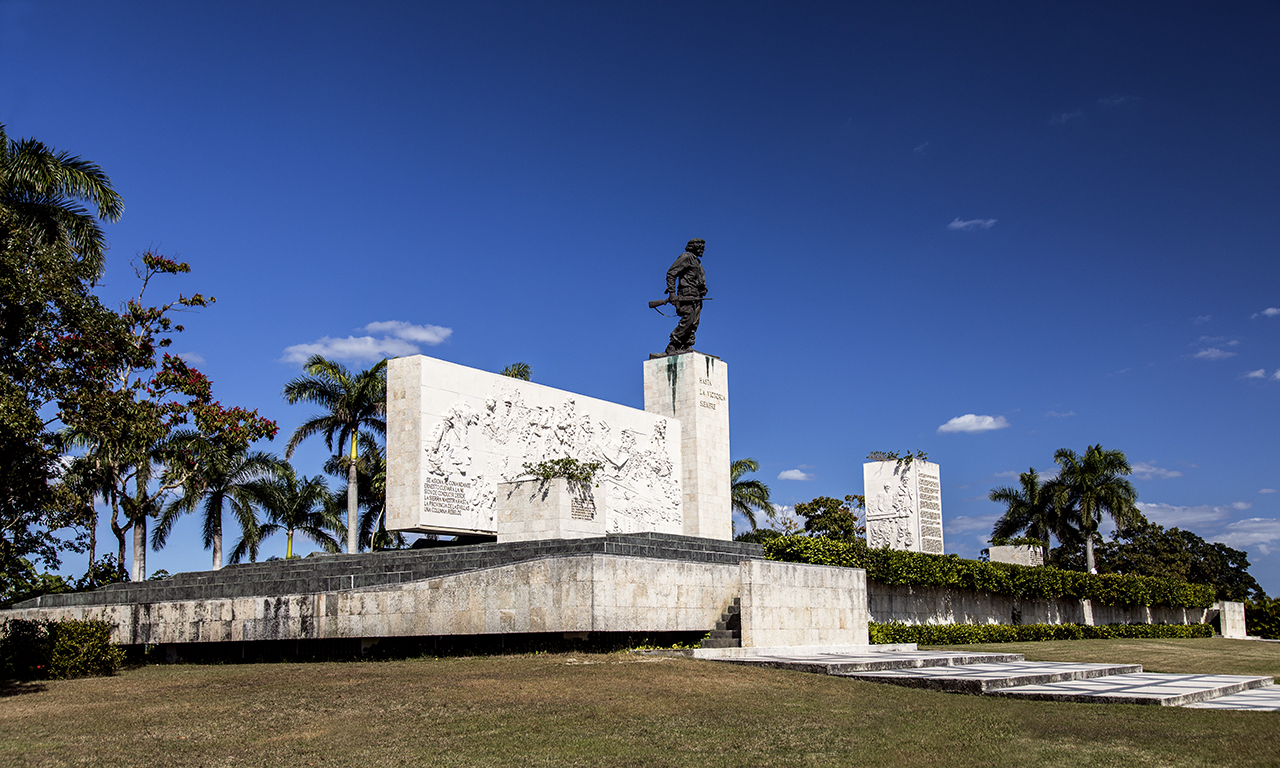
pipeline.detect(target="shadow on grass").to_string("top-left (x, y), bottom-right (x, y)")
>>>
top-left (0, 679), bottom-right (48, 697)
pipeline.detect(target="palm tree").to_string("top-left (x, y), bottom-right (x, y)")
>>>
top-left (152, 440), bottom-right (277, 570)
top-left (1052, 445), bottom-right (1143, 573)
top-left (731, 458), bottom-right (772, 531)
top-left (0, 121), bottom-right (124, 277)
top-left (500, 362), bottom-right (532, 381)
top-left (321, 437), bottom-right (405, 551)
top-left (235, 461), bottom-right (339, 562)
top-left (989, 467), bottom-right (1070, 565)
top-left (283, 355), bottom-right (387, 555)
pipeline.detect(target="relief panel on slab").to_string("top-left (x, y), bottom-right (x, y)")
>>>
top-left (863, 460), bottom-right (943, 554)
top-left (391, 356), bottom-right (682, 536)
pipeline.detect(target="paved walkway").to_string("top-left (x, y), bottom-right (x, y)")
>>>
top-left (712, 648), bottom-right (1277, 710)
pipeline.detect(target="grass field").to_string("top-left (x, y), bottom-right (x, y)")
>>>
top-left (2, 638), bottom-right (1278, 768)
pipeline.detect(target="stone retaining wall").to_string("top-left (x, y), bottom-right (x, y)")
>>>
top-left (3, 554), bottom-right (869, 649)
top-left (868, 581), bottom-right (1217, 627)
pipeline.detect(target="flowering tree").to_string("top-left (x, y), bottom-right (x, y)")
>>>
top-left (66, 252), bottom-right (276, 580)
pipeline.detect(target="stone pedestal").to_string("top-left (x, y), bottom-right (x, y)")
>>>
top-left (643, 351), bottom-right (731, 540)
top-left (495, 478), bottom-right (606, 543)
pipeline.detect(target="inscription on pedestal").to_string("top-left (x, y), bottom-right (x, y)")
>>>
top-left (424, 477), bottom-right (470, 516)
top-left (570, 487), bottom-right (597, 521)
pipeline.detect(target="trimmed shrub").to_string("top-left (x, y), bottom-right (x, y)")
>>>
top-left (0, 618), bottom-right (125, 680)
top-left (764, 535), bottom-right (1215, 609)
top-left (1245, 598), bottom-right (1280, 640)
top-left (869, 621), bottom-right (1214, 645)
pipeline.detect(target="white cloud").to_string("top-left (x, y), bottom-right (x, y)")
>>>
top-left (1253, 308), bottom-right (1280, 319)
top-left (1273, 371), bottom-right (1280, 381)
top-left (1098, 95), bottom-right (1136, 106)
top-left (363, 320), bottom-right (452, 345)
top-left (1192, 315), bottom-right (1211, 324)
top-left (1212, 518), bottom-right (1280, 555)
top-left (946, 514), bottom-right (1001, 535)
top-left (1260, 489), bottom-right (1276, 494)
top-left (1194, 348), bottom-right (1236, 360)
top-left (282, 320), bottom-right (453, 365)
top-left (778, 469), bottom-right (815, 481)
top-left (947, 217), bottom-right (997, 231)
top-left (1045, 410), bottom-right (1075, 418)
top-left (937, 414), bottom-right (1010, 434)
top-left (176, 351), bottom-right (205, 364)
top-left (1050, 110), bottom-right (1084, 124)
top-left (1136, 502), bottom-right (1238, 528)
top-left (1130, 462), bottom-right (1184, 480)
top-left (992, 471), bottom-right (1019, 479)
top-left (1245, 369), bottom-right (1267, 379)
top-left (914, 141), bottom-right (930, 153)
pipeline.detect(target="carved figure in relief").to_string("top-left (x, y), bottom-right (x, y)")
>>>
top-left (423, 385), bottom-right (681, 529)
top-left (425, 401), bottom-right (480, 483)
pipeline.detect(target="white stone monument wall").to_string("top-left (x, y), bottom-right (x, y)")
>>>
top-left (643, 352), bottom-right (732, 540)
top-left (387, 355), bottom-right (683, 537)
top-left (863, 459), bottom-right (944, 554)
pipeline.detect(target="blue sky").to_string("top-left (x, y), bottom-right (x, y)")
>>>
top-left (4, 1), bottom-right (1280, 594)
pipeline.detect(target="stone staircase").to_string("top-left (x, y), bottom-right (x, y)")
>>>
top-left (700, 597), bottom-right (741, 649)
top-left (714, 648), bottom-right (1278, 709)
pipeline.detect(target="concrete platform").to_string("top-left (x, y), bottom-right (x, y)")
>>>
top-left (711, 648), bottom-right (1025, 675)
top-left (1184, 686), bottom-right (1280, 711)
top-left (993, 672), bottom-right (1275, 706)
top-left (842, 661), bottom-right (1143, 694)
top-left (704, 648), bottom-right (1278, 710)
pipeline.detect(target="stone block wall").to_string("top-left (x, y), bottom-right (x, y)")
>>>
top-left (869, 581), bottom-right (1212, 627)
top-left (740, 560), bottom-right (869, 647)
top-left (496, 478), bottom-right (606, 542)
top-left (1215, 601), bottom-right (1247, 638)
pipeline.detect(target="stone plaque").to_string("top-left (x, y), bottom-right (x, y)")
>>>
top-left (388, 355), bottom-right (683, 537)
top-left (863, 459), bottom-right (944, 554)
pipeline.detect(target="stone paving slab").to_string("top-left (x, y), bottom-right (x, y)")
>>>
top-left (716, 649), bottom-right (1025, 675)
top-left (1184, 686), bottom-right (1280, 711)
top-left (992, 673), bottom-right (1274, 706)
top-left (841, 661), bottom-right (1143, 694)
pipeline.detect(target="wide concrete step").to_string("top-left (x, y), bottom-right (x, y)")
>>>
top-left (841, 661), bottom-right (1143, 694)
top-left (1184, 685), bottom-right (1280, 710)
top-left (992, 673), bottom-right (1275, 707)
top-left (721, 649), bottom-right (1024, 675)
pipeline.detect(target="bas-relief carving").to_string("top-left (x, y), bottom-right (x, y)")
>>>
top-left (423, 385), bottom-right (681, 534)
top-left (864, 460), bottom-right (944, 555)
top-left (866, 463), bottom-right (917, 550)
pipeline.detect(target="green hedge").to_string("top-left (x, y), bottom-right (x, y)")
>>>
top-left (0, 619), bottom-right (125, 680)
top-left (870, 621), bottom-right (1215, 645)
top-left (764, 535), bottom-right (1215, 609)
top-left (1245, 598), bottom-right (1280, 640)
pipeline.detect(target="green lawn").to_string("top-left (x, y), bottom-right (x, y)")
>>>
top-left (1, 639), bottom-right (1278, 768)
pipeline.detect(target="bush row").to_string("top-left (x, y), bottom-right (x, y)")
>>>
top-left (1245, 598), bottom-right (1280, 640)
top-left (0, 619), bottom-right (125, 680)
top-left (869, 621), bottom-right (1215, 646)
top-left (763, 535), bottom-right (1216, 608)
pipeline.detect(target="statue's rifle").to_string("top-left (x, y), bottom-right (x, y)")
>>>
top-left (648, 296), bottom-right (712, 317)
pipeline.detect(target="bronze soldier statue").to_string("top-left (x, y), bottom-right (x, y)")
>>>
top-left (662, 238), bottom-right (707, 354)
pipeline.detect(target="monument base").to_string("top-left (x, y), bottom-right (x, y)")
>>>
top-left (3, 534), bottom-right (868, 650)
